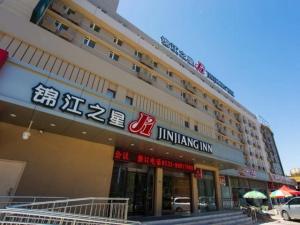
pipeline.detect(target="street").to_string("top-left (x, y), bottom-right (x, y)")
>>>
top-left (259, 214), bottom-right (300, 224)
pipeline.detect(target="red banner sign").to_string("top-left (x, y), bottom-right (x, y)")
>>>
top-left (0, 49), bottom-right (8, 69)
top-left (219, 176), bottom-right (226, 185)
top-left (194, 168), bottom-right (203, 179)
top-left (114, 149), bottom-right (194, 172)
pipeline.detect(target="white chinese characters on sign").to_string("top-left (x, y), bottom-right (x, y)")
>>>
top-left (31, 83), bottom-right (127, 129)
top-left (108, 109), bottom-right (126, 129)
top-left (86, 103), bottom-right (106, 123)
top-left (60, 93), bottom-right (86, 116)
top-left (31, 84), bottom-right (60, 108)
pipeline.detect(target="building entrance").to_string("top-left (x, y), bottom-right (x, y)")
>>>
top-left (197, 170), bottom-right (217, 212)
top-left (162, 169), bottom-right (191, 214)
top-left (110, 162), bottom-right (154, 216)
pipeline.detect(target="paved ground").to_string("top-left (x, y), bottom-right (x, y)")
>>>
top-left (258, 212), bottom-right (300, 224)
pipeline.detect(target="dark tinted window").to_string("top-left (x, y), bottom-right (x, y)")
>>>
top-left (289, 198), bottom-right (300, 205)
top-left (175, 198), bottom-right (190, 203)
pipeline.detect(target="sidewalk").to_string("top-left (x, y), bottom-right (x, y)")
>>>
top-left (257, 209), bottom-right (300, 224)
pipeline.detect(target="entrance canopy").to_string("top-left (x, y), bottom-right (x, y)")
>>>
top-left (279, 185), bottom-right (300, 196)
top-left (270, 190), bottom-right (292, 198)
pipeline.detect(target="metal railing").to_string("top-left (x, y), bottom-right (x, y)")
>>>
top-left (0, 197), bottom-right (141, 225)
top-left (0, 196), bottom-right (66, 210)
top-left (0, 208), bottom-right (141, 225)
top-left (10, 197), bottom-right (129, 220)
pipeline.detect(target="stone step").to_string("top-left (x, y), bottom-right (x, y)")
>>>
top-left (177, 214), bottom-right (252, 225)
top-left (212, 217), bottom-right (253, 225)
top-left (143, 211), bottom-right (252, 225)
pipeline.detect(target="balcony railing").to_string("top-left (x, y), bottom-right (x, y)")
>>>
top-left (41, 15), bottom-right (75, 42)
top-left (215, 112), bottom-right (225, 123)
top-left (184, 95), bottom-right (197, 107)
top-left (213, 100), bottom-right (223, 111)
top-left (136, 69), bottom-right (155, 84)
top-left (139, 55), bottom-right (155, 69)
top-left (240, 138), bottom-right (245, 144)
top-left (234, 113), bottom-right (241, 122)
top-left (51, 0), bottom-right (83, 25)
top-left (183, 82), bottom-right (196, 94)
top-left (217, 124), bottom-right (226, 135)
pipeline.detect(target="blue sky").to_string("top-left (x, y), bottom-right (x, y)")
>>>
top-left (117, 0), bottom-right (300, 175)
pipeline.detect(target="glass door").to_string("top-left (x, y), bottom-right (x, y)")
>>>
top-left (197, 170), bottom-right (217, 212)
top-left (162, 169), bottom-right (191, 215)
top-left (110, 162), bottom-right (154, 216)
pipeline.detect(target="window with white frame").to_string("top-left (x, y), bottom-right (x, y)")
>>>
top-left (166, 84), bottom-right (173, 91)
top-left (167, 70), bottom-right (173, 77)
top-left (54, 21), bottom-right (69, 31)
top-left (113, 37), bottom-right (123, 46)
top-left (63, 6), bottom-right (75, 15)
top-left (90, 23), bottom-right (101, 32)
top-left (109, 52), bottom-right (119, 61)
top-left (83, 37), bottom-right (96, 48)
top-left (134, 50), bottom-right (142, 58)
top-left (132, 64), bottom-right (140, 73)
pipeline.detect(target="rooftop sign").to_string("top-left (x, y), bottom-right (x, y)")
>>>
top-left (161, 36), bottom-right (195, 67)
top-left (160, 36), bottom-right (235, 97)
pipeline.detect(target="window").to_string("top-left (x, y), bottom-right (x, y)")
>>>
top-left (167, 71), bottom-right (173, 77)
top-left (134, 50), bottom-right (142, 58)
top-left (194, 125), bottom-right (198, 132)
top-left (113, 37), bottom-right (123, 46)
top-left (288, 198), bottom-right (300, 205)
top-left (203, 93), bottom-right (207, 98)
top-left (109, 52), bottom-right (119, 61)
top-left (125, 96), bottom-right (133, 105)
top-left (184, 121), bottom-right (189, 128)
top-left (83, 37), bottom-right (96, 48)
top-left (152, 76), bottom-right (157, 81)
top-left (153, 62), bottom-right (158, 68)
top-left (90, 23), bottom-right (100, 32)
top-left (132, 64), bottom-right (140, 73)
top-left (106, 89), bottom-right (116, 99)
top-left (166, 84), bottom-right (173, 91)
top-left (54, 21), bottom-right (68, 31)
top-left (204, 105), bottom-right (208, 111)
top-left (63, 6), bottom-right (75, 15)
top-left (175, 198), bottom-right (190, 204)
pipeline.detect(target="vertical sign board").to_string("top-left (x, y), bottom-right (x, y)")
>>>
top-left (219, 176), bottom-right (226, 186)
top-left (194, 168), bottom-right (203, 179)
top-left (0, 49), bottom-right (8, 69)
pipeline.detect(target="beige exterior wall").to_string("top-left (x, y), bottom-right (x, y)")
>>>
top-left (0, 0), bottom-right (285, 192)
top-left (0, 122), bottom-right (114, 197)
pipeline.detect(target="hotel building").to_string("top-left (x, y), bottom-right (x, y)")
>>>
top-left (0, 0), bottom-right (295, 216)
